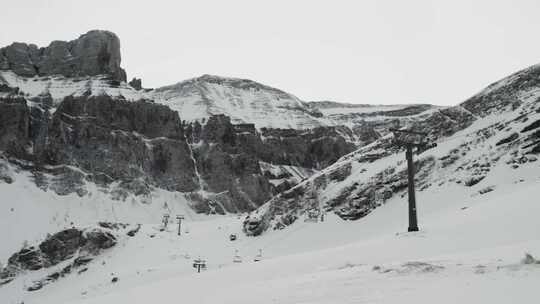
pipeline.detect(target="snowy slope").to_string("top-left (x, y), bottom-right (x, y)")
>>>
top-left (0, 158), bottom-right (205, 262)
top-left (0, 71), bottom-right (141, 105)
top-left (1, 164), bottom-right (539, 304)
top-left (146, 74), bottom-right (326, 129)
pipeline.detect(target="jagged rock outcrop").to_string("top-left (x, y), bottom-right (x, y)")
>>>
top-left (129, 77), bottom-right (142, 90)
top-left (0, 30), bottom-right (126, 82)
top-left (190, 115), bottom-right (273, 213)
top-left (0, 96), bottom-right (30, 156)
top-left (0, 227), bottom-right (120, 291)
top-left (258, 127), bottom-right (357, 169)
top-left (0, 228), bottom-right (116, 282)
top-left (187, 115), bottom-right (357, 170)
top-left (0, 93), bottom-right (200, 196)
top-left (182, 114), bottom-right (358, 213)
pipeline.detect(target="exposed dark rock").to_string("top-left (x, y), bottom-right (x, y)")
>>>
top-left (521, 119), bottom-right (540, 133)
top-left (6, 246), bottom-right (44, 271)
top-left (496, 132), bottom-right (519, 146)
top-left (194, 115), bottom-right (272, 212)
top-left (0, 227), bottom-right (117, 286)
top-left (126, 224), bottom-right (141, 237)
top-left (0, 30), bottom-right (126, 82)
top-left (464, 175), bottom-right (486, 187)
top-left (129, 77), bottom-right (142, 90)
top-left (27, 281), bottom-right (43, 291)
top-left (98, 222), bottom-right (129, 230)
top-left (73, 256), bottom-right (93, 267)
top-left (328, 163), bottom-right (352, 182)
top-left (258, 126), bottom-right (356, 169)
top-left (39, 228), bottom-right (86, 266)
top-left (45, 95), bottom-right (199, 193)
top-left (0, 157), bottom-right (14, 183)
top-left (0, 96), bottom-right (30, 157)
top-left (242, 216), bottom-right (267, 237)
top-left (83, 230), bottom-right (116, 254)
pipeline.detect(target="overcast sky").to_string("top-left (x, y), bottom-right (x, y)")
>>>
top-left (1, 0), bottom-right (540, 105)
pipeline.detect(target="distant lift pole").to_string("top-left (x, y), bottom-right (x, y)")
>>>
top-left (390, 128), bottom-right (428, 232)
top-left (176, 214), bottom-right (185, 236)
top-left (162, 214), bottom-right (170, 229)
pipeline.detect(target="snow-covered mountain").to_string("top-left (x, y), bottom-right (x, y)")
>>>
top-left (1, 30), bottom-right (539, 304)
top-left (0, 30), bottom-right (448, 225)
top-left (148, 74), bottom-right (325, 129)
top-left (0, 31), bottom-right (359, 222)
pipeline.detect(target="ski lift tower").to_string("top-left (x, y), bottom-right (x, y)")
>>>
top-left (389, 128), bottom-right (428, 232)
top-left (176, 215), bottom-right (185, 236)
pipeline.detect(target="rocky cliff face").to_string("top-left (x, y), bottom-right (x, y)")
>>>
top-left (0, 88), bottom-right (355, 214)
top-left (0, 93), bottom-right (200, 197)
top-left (0, 95), bottom-right (29, 157)
top-left (46, 95), bottom-right (199, 193)
top-left (0, 30), bottom-right (126, 82)
top-left (182, 114), bottom-right (357, 213)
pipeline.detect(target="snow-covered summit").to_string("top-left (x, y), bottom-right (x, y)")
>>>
top-left (147, 74), bottom-right (325, 129)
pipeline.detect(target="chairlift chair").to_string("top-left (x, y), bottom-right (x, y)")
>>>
top-left (253, 249), bottom-right (263, 262)
top-left (233, 249), bottom-right (243, 263)
top-left (192, 258), bottom-right (202, 268)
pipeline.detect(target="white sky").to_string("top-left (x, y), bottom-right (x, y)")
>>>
top-left (1, 0), bottom-right (540, 106)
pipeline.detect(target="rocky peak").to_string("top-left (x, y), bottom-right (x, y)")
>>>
top-left (0, 30), bottom-right (126, 82)
top-left (129, 77), bottom-right (142, 90)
